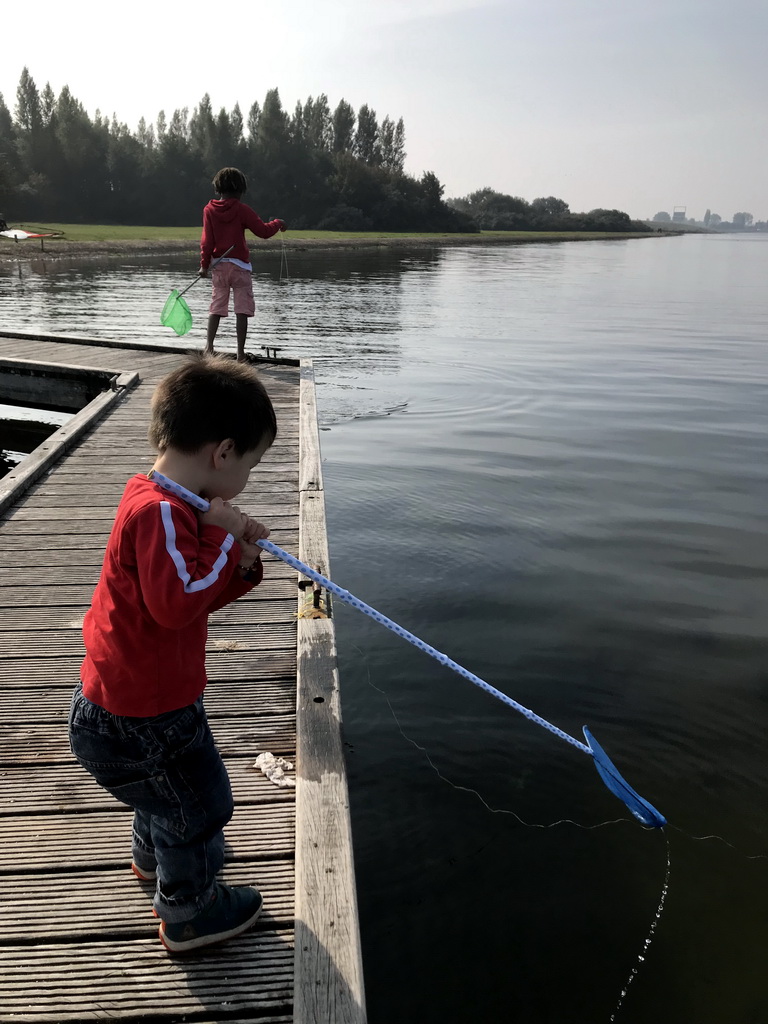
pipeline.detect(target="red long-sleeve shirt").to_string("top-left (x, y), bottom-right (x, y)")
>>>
top-left (81, 474), bottom-right (261, 717)
top-left (200, 198), bottom-right (282, 270)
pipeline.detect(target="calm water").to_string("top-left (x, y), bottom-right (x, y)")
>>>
top-left (2, 235), bottom-right (767, 1022)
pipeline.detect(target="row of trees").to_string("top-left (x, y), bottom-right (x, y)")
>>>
top-left (1, 69), bottom-right (647, 235)
top-left (449, 188), bottom-right (649, 232)
top-left (0, 68), bottom-right (469, 231)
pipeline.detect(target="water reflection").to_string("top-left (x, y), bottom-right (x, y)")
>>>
top-left (0, 247), bottom-right (453, 423)
top-left (0, 248), bottom-right (446, 374)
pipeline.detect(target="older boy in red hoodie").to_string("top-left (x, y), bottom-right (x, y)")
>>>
top-left (199, 166), bottom-right (286, 361)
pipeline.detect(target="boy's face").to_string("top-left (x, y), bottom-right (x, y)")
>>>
top-left (213, 436), bottom-right (272, 501)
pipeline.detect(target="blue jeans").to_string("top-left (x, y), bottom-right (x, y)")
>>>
top-left (68, 683), bottom-right (234, 922)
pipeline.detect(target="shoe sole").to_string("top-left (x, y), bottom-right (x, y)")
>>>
top-left (158, 899), bottom-right (263, 953)
top-left (131, 863), bottom-right (157, 882)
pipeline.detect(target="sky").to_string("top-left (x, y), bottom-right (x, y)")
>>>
top-left (2, 0), bottom-right (766, 221)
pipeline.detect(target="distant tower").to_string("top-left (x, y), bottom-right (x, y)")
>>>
top-left (672, 206), bottom-right (687, 223)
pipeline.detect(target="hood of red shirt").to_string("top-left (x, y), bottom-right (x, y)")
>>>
top-left (205, 198), bottom-right (241, 222)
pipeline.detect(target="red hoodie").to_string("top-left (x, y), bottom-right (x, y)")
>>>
top-left (81, 474), bottom-right (260, 717)
top-left (200, 198), bottom-right (282, 270)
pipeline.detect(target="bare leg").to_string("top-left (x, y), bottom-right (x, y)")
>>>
top-left (236, 314), bottom-right (248, 362)
top-left (206, 315), bottom-right (222, 355)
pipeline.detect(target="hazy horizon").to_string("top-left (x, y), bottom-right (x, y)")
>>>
top-left (2, 0), bottom-right (766, 222)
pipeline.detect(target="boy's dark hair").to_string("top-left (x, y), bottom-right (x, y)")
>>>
top-left (149, 354), bottom-right (277, 455)
top-left (212, 167), bottom-right (247, 197)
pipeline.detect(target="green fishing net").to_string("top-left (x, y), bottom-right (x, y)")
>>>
top-left (161, 290), bottom-right (193, 336)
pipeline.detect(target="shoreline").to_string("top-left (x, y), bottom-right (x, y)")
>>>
top-left (0, 229), bottom-right (669, 262)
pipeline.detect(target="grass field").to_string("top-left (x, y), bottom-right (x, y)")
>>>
top-left (9, 223), bottom-right (658, 245)
top-left (13, 224), bottom-right (203, 242)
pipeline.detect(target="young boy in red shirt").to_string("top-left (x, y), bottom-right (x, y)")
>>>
top-left (199, 166), bottom-right (286, 362)
top-left (69, 354), bottom-right (276, 952)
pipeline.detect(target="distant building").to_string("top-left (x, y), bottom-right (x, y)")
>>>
top-left (672, 206), bottom-right (687, 223)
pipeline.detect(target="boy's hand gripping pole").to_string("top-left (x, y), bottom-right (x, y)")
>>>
top-left (148, 471), bottom-right (667, 828)
top-left (179, 244), bottom-right (235, 298)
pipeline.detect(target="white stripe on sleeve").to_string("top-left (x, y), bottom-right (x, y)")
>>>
top-left (159, 501), bottom-right (234, 593)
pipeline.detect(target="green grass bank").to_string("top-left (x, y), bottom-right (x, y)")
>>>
top-left (1, 223), bottom-right (663, 259)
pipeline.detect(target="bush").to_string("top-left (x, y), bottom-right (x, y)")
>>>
top-left (316, 204), bottom-right (373, 231)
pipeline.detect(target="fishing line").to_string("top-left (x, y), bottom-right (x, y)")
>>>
top-left (609, 830), bottom-right (671, 1022)
top-left (352, 639), bottom-right (670, 1023)
top-left (666, 823), bottom-right (768, 862)
top-left (353, 642), bottom-right (631, 832)
top-left (348, 653), bottom-right (765, 1019)
top-left (279, 232), bottom-right (289, 282)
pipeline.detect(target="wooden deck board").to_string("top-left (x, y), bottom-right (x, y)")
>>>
top-left (0, 861), bottom-right (296, 939)
top-left (0, 536), bottom-right (299, 564)
top-left (0, 654), bottom-right (299, 687)
top-left (0, 758), bottom-right (295, 813)
top-left (0, 716), bottom-right (298, 764)
top-left (0, 622), bottom-right (298, 654)
top-left (0, 336), bottom-right (364, 1023)
top-left (0, 807), bottom-right (296, 871)
top-left (0, 931), bottom-right (294, 1024)
top-left (0, 680), bottom-right (297, 722)
top-left (0, 598), bottom-right (299, 630)
top-left (0, 579), bottom-right (298, 607)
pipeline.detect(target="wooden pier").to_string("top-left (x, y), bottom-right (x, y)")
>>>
top-left (0, 333), bottom-right (366, 1023)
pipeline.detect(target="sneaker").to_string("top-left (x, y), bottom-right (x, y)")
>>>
top-left (131, 862), bottom-right (157, 882)
top-left (159, 883), bottom-right (263, 953)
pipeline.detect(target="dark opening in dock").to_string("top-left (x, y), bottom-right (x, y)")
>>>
top-left (0, 404), bottom-right (72, 478)
top-left (0, 359), bottom-right (121, 480)
top-left (0, 357), bottom-right (138, 513)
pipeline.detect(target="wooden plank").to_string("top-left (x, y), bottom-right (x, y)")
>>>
top-left (25, 441), bottom-right (299, 459)
top-left (0, 519), bottom-right (112, 536)
top-left (21, 482), bottom-right (299, 504)
top-left (293, 361), bottom-right (367, 1023)
top-left (0, 531), bottom-right (299, 562)
top-left (0, 860), bottom-right (295, 938)
top-left (0, 528), bottom-right (299, 552)
top-left (1, 472), bottom-right (299, 492)
top-left (0, 558), bottom-right (298, 585)
top-left (0, 757), bottom-right (295, 813)
top-left (0, 597), bottom-right (297, 630)
top-left (0, 805), bottom-right (296, 871)
top-left (0, 552), bottom-right (301, 577)
top-left (0, 621), bottom-right (297, 657)
top-left (0, 563), bottom-right (295, 586)
top-left (0, 654), bottom-right (296, 688)
top-left (0, 930), bottom-right (294, 1024)
top-left (0, 577), bottom-right (297, 606)
top-left (0, 504), bottom-right (299, 522)
top-left (0, 333), bottom-right (292, 371)
top-left (0, 714), bottom-right (297, 764)
top-left (0, 678), bottom-right (296, 722)
top-left (0, 330), bottom-right (185, 358)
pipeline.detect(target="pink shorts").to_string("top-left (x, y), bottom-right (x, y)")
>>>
top-left (209, 262), bottom-right (255, 317)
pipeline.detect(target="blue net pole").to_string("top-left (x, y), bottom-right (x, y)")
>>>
top-left (259, 536), bottom-right (591, 755)
top-left (147, 470), bottom-right (666, 826)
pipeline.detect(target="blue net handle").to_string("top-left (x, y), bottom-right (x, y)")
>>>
top-left (258, 538), bottom-right (667, 825)
top-left (147, 470), bottom-right (589, 755)
top-left (258, 537), bottom-right (591, 756)
top-left (146, 470), bottom-right (669, 826)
